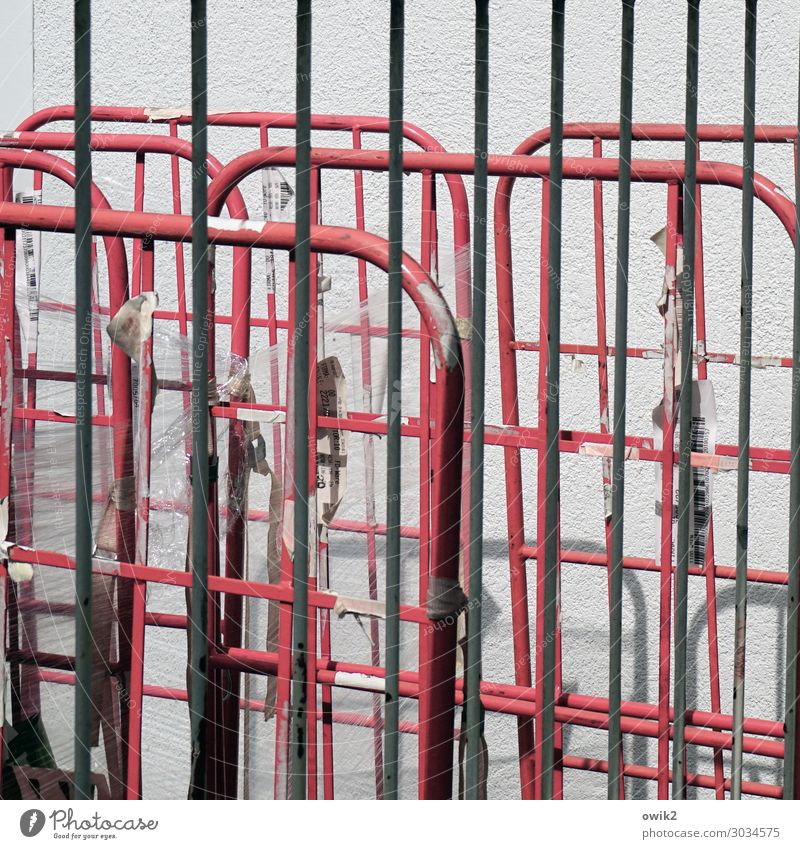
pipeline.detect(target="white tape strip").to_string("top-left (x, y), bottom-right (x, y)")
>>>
top-left (236, 408), bottom-right (286, 424)
top-left (144, 107), bottom-right (191, 121)
top-left (209, 216), bottom-right (266, 233)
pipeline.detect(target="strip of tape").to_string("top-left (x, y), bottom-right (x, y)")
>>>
top-left (333, 671), bottom-right (385, 693)
top-left (236, 408), bottom-right (286, 424)
top-left (426, 575), bottom-right (468, 621)
top-left (320, 590), bottom-right (386, 620)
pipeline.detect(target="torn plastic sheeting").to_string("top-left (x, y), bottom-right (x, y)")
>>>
top-left (415, 282), bottom-right (460, 371)
top-left (95, 476), bottom-right (136, 558)
top-left (10, 421), bottom-right (114, 556)
top-left (279, 355), bottom-right (349, 556)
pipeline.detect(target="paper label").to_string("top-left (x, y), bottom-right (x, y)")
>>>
top-left (14, 190), bottom-right (42, 358)
top-left (316, 356), bottom-right (347, 527)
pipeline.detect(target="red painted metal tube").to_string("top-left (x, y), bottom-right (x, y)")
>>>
top-left (0, 149), bottom-right (137, 794)
top-left (0, 132), bottom-right (252, 338)
top-left (504, 122), bottom-right (799, 159)
top-left (206, 147), bottom-right (798, 240)
top-left (0, 201), bottom-right (464, 430)
top-left (34, 663), bottom-right (783, 799)
top-left (8, 552), bottom-right (784, 743)
top-left (489, 137), bottom-right (795, 796)
top-left (21, 641), bottom-right (783, 766)
top-left (0, 198), bottom-right (465, 799)
top-left (14, 107), bottom-right (472, 338)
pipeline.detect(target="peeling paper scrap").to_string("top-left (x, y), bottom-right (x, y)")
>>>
top-left (455, 317), bottom-right (472, 341)
top-left (733, 353), bottom-right (783, 369)
top-left (208, 216), bottom-right (263, 233)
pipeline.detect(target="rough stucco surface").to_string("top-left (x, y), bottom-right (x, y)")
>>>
top-left (27, 0), bottom-right (800, 799)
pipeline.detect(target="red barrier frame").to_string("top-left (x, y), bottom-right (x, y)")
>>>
top-left (1, 127), bottom-right (797, 799)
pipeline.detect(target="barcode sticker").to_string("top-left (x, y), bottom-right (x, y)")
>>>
top-left (14, 190), bottom-right (42, 357)
top-left (653, 379), bottom-right (717, 568)
top-left (262, 168), bottom-right (295, 296)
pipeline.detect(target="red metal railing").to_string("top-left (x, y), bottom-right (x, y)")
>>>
top-left (1, 114), bottom-right (798, 800)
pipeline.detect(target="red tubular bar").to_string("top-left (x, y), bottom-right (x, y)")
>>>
top-left (0, 198), bottom-right (465, 800)
top-left (0, 149), bottom-right (137, 794)
top-left (14, 105), bottom-right (472, 336)
top-left (0, 135), bottom-right (254, 798)
top-left (31, 662), bottom-right (783, 800)
top-left (491, 124), bottom-right (797, 797)
top-left (6, 540), bottom-right (788, 793)
top-left (2, 123), bottom-right (797, 799)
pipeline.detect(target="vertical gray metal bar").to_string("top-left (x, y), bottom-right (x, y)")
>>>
top-left (290, 0), bottom-right (312, 801)
top-left (73, 0), bottom-right (93, 802)
top-left (464, 0), bottom-right (489, 801)
top-left (541, 0), bottom-right (564, 801)
top-left (384, 0), bottom-right (404, 801)
top-left (607, 0), bottom-right (635, 801)
top-left (783, 22), bottom-right (800, 803)
top-left (672, 0), bottom-right (701, 801)
top-left (731, 0), bottom-right (757, 801)
top-left (188, 0), bottom-right (210, 800)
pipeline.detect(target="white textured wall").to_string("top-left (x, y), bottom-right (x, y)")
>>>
top-left (27, 0), bottom-right (800, 799)
top-left (1, 0), bottom-right (33, 192)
